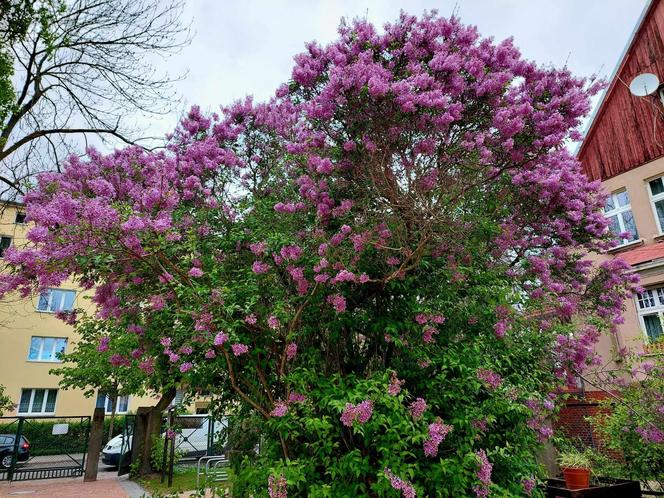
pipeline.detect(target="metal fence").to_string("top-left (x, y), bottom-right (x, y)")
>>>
top-left (0, 415), bottom-right (90, 481)
top-left (117, 414), bottom-right (135, 476)
top-left (171, 413), bottom-right (227, 462)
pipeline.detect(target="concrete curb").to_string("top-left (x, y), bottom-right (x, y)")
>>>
top-left (117, 477), bottom-right (151, 498)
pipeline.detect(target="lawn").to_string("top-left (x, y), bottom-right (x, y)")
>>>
top-left (136, 465), bottom-right (229, 497)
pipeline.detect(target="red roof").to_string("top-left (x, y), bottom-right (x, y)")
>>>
top-left (616, 243), bottom-right (664, 266)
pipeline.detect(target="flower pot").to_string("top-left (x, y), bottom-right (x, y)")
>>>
top-left (561, 467), bottom-right (590, 490)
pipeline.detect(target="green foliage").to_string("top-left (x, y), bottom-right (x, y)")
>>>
top-left (50, 316), bottom-right (149, 400)
top-left (8, 416), bottom-right (126, 456)
top-left (588, 354), bottom-right (664, 491)
top-left (557, 447), bottom-right (592, 470)
top-left (150, 434), bottom-right (184, 472)
top-left (0, 384), bottom-right (12, 415)
top-left (137, 466), bottom-right (229, 497)
top-left (17, 418), bottom-right (89, 456)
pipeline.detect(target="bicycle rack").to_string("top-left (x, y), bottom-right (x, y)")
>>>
top-left (196, 455), bottom-right (229, 490)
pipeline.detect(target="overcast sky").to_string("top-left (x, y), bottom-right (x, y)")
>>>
top-left (143, 0), bottom-right (650, 138)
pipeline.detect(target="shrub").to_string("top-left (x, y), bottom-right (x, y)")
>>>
top-left (0, 10), bottom-right (636, 497)
top-left (589, 354), bottom-right (664, 492)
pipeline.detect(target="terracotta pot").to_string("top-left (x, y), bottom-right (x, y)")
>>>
top-left (561, 467), bottom-right (590, 490)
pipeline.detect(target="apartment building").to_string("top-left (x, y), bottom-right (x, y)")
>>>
top-left (549, 0), bottom-right (664, 447)
top-left (0, 201), bottom-right (161, 417)
top-left (579, 0), bottom-right (664, 365)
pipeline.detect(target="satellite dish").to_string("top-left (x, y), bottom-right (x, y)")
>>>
top-left (629, 73), bottom-right (660, 97)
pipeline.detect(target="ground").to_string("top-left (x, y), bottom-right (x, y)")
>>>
top-left (0, 471), bottom-right (144, 497)
top-left (0, 462), bottom-right (228, 498)
top-left (138, 466), bottom-right (228, 497)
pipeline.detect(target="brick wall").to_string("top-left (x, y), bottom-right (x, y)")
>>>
top-left (554, 390), bottom-right (612, 450)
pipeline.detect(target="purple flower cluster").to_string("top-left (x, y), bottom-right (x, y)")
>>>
top-left (474, 449), bottom-right (493, 498)
top-left (271, 402), bottom-right (288, 417)
top-left (423, 421), bottom-right (453, 457)
top-left (231, 343), bottom-right (249, 356)
top-left (408, 398), bottom-right (427, 420)
top-left (340, 400), bottom-right (373, 427)
top-left (522, 477), bottom-right (536, 496)
top-left (384, 468), bottom-right (416, 498)
top-left (388, 372), bottom-right (405, 396)
top-left (268, 474), bottom-right (287, 498)
top-left (97, 336), bottom-right (110, 352)
top-left (268, 315), bottom-right (280, 330)
top-left (327, 293), bottom-right (347, 313)
top-left (635, 426), bottom-right (664, 444)
top-left (285, 342), bottom-right (297, 361)
top-left (525, 396), bottom-right (556, 442)
top-left (476, 368), bottom-right (502, 390)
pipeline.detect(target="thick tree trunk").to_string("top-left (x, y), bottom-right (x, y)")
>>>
top-left (134, 388), bottom-right (176, 476)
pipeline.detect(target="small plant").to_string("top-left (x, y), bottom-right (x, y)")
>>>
top-left (150, 434), bottom-right (184, 472)
top-left (558, 447), bottom-right (592, 490)
top-left (558, 449), bottom-right (591, 470)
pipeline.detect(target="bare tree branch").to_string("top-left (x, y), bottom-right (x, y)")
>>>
top-left (0, 0), bottom-right (190, 199)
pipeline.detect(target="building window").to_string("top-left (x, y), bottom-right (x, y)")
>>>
top-left (96, 393), bottom-right (129, 414)
top-left (0, 236), bottom-right (11, 257)
top-left (603, 190), bottom-right (639, 245)
top-left (15, 211), bottom-right (26, 224)
top-left (28, 337), bottom-right (67, 362)
top-left (648, 176), bottom-right (664, 233)
top-left (36, 289), bottom-right (76, 312)
top-left (636, 286), bottom-right (664, 343)
top-left (18, 388), bottom-right (57, 415)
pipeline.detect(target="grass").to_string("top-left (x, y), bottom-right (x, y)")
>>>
top-left (136, 465), bottom-right (229, 497)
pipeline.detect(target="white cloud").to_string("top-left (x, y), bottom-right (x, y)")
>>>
top-left (138, 0), bottom-right (648, 139)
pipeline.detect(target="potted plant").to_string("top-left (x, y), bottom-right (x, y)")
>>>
top-left (558, 449), bottom-right (591, 490)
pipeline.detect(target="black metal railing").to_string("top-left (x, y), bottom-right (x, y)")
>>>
top-left (0, 415), bottom-right (90, 481)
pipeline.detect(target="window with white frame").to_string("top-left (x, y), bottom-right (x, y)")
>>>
top-left (635, 286), bottom-right (664, 343)
top-left (95, 393), bottom-right (129, 414)
top-left (603, 190), bottom-right (639, 245)
top-left (648, 176), bottom-right (664, 233)
top-left (36, 289), bottom-right (76, 313)
top-left (18, 388), bottom-right (57, 415)
top-left (27, 337), bottom-right (67, 362)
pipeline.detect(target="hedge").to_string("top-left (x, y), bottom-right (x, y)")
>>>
top-left (0, 416), bottom-right (128, 457)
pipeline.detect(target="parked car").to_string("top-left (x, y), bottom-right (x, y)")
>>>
top-left (101, 433), bottom-right (129, 467)
top-left (101, 415), bottom-right (226, 467)
top-left (0, 435), bottom-right (30, 468)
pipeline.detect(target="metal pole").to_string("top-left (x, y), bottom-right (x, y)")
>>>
top-left (160, 420), bottom-right (168, 484)
top-left (8, 417), bottom-right (24, 482)
top-left (167, 409), bottom-right (175, 487)
top-left (207, 414), bottom-right (213, 456)
top-left (81, 415), bottom-right (91, 478)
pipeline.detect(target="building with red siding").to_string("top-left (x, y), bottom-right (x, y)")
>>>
top-left (558, 0), bottom-right (664, 444)
top-left (579, 0), bottom-right (664, 360)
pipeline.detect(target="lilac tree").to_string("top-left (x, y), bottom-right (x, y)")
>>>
top-left (0, 12), bottom-right (637, 496)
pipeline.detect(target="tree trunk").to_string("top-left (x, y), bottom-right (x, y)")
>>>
top-left (134, 388), bottom-right (176, 476)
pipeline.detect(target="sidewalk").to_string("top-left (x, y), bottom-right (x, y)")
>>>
top-left (0, 475), bottom-right (149, 497)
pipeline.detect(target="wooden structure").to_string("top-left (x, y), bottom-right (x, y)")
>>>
top-left (579, 0), bottom-right (664, 181)
top-left (544, 478), bottom-right (641, 498)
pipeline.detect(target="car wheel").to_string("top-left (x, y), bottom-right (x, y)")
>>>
top-left (1, 454), bottom-right (12, 469)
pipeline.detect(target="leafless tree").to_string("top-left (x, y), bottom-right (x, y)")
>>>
top-left (0, 0), bottom-right (189, 199)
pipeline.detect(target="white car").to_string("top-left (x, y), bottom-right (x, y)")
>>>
top-left (101, 415), bottom-right (226, 466)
